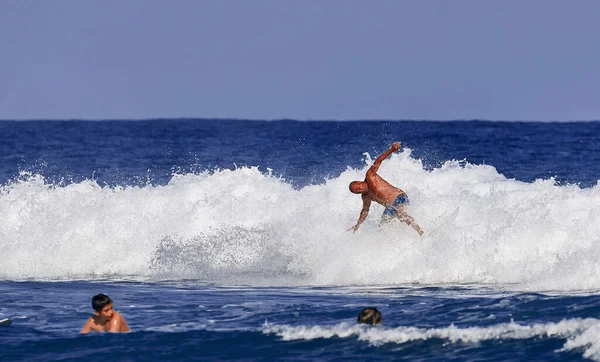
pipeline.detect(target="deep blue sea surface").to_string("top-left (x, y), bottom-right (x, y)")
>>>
top-left (1, 120), bottom-right (600, 361)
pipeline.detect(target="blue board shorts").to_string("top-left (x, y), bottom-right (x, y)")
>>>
top-left (382, 193), bottom-right (410, 217)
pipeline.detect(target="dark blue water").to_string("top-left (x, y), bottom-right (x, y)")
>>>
top-left (1, 120), bottom-right (600, 361)
top-left (2, 120), bottom-right (599, 188)
top-left (1, 281), bottom-right (597, 361)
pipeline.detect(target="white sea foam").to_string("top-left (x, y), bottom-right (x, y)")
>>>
top-left (1, 150), bottom-right (600, 290)
top-left (263, 318), bottom-right (600, 360)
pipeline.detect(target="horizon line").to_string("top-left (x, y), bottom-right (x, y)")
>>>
top-left (1, 117), bottom-right (599, 123)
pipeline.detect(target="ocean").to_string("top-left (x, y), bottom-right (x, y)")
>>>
top-left (1, 119), bottom-right (599, 361)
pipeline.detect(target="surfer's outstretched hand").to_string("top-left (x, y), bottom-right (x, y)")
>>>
top-left (391, 142), bottom-right (400, 151)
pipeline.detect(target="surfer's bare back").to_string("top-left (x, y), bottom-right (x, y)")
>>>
top-left (349, 142), bottom-right (424, 236)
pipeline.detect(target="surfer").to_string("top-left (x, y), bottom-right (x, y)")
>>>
top-left (349, 142), bottom-right (424, 236)
top-left (80, 294), bottom-right (130, 334)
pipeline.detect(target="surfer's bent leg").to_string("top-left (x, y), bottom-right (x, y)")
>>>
top-left (397, 207), bottom-right (424, 236)
top-left (380, 204), bottom-right (397, 226)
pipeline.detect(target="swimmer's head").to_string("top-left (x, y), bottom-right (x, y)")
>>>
top-left (349, 181), bottom-right (368, 194)
top-left (357, 307), bottom-right (382, 325)
top-left (92, 294), bottom-right (113, 313)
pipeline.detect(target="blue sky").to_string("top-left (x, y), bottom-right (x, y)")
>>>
top-left (1, 0), bottom-right (599, 121)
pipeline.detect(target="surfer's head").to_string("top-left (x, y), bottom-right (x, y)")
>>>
top-left (92, 293), bottom-right (113, 313)
top-left (357, 307), bottom-right (382, 325)
top-left (349, 181), bottom-right (368, 194)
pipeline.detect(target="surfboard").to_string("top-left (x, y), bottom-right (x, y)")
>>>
top-left (423, 207), bottom-right (460, 238)
top-left (0, 318), bottom-right (12, 326)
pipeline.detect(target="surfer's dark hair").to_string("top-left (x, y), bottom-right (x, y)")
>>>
top-left (92, 294), bottom-right (113, 312)
top-left (357, 307), bottom-right (382, 325)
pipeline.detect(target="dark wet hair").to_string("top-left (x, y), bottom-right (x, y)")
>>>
top-left (92, 294), bottom-right (113, 312)
top-left (357, 307), bottom-right (382, 325)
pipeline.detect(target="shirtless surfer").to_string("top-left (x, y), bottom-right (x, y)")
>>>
top-left (349, 142), bottom-right (424, 236)
top-left (80, 294), bottom-right (130, 333)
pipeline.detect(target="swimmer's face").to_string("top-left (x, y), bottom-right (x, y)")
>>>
top-left (96, 303), bottom-right (114, 320)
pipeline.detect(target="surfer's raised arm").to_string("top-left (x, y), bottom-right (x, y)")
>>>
top-left (367, 142), bottom-right (400, 176)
